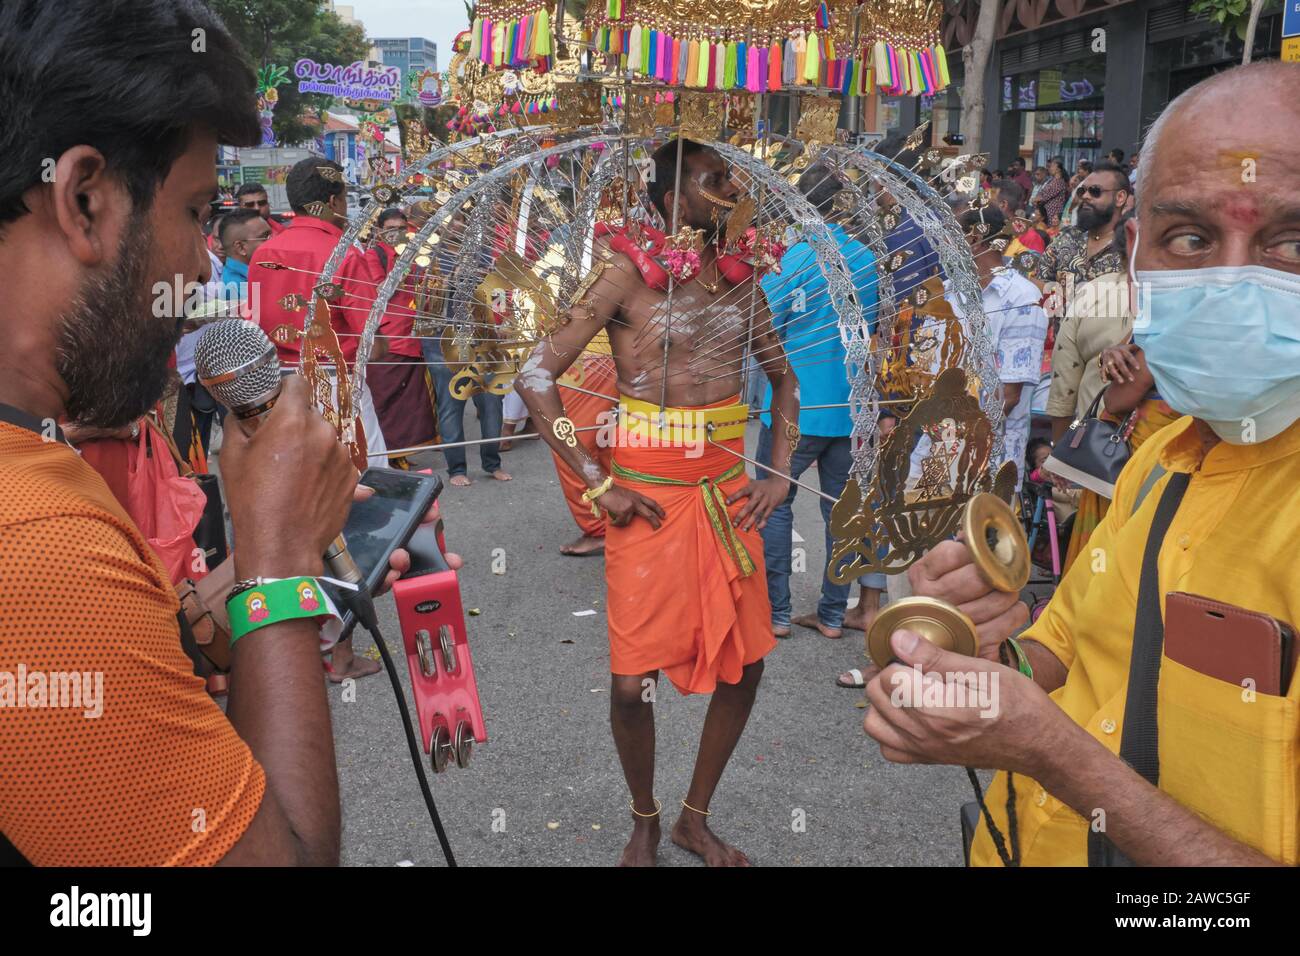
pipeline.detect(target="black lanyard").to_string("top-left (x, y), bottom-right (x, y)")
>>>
top-left (0, 401), bottom-right (66, 444)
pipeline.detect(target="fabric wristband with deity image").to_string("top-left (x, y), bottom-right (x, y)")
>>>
top-left (226, 576), bottom-right (343, 647)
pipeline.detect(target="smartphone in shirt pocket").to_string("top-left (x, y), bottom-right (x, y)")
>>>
top-left (1165, 592), bottom-right (1298, 696)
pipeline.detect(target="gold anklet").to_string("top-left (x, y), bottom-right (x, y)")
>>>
top-left (630, 798), bottom-right (662, 818)
top-left (680, 799), bottom-right (712, 816)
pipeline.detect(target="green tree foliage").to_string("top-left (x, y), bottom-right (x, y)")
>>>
top-left (209, 0), bottom-right (370, 145)
top-left (1188, 0), bottom-right (1273, 41)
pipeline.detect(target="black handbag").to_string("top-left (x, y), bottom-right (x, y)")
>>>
top-left (1044, 386), bottom-right (1137, 499)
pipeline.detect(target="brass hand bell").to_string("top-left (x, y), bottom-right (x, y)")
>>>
top-left (866, 493), bottom-right (1030, 666)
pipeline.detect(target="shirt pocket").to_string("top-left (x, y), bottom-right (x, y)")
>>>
top-left (1156, 657), bottom-right (1299, 863)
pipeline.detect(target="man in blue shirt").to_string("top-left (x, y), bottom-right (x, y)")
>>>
top-left (756, 165), bottom-right (880, 641)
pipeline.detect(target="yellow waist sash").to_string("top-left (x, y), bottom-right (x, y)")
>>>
top-left (617, 395), bottom-right (748, 444)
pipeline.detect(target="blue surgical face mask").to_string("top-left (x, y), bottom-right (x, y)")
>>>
top-left (1131, 232), bottom-right (1300, 444)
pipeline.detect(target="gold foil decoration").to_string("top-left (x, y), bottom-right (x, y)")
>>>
top-left (796, 97), bottom-right (840, 145)
top-left (624, 87), bottom-right (674, 137)
top-left (552, 83), bottom-right (602, 127)
top-left (299, 297), bottom-right (368, 472)
top-left (678, 91), bottom-right (726, 140)
top-left (278, 293), bottom-right (307, 312)
top-left (827, 368), bottom-right (994, 582)
top-left (723, 195), bottom-right (756, 248)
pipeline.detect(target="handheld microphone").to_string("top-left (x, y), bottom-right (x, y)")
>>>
top-left (195, 319), bottom-right (378, 629)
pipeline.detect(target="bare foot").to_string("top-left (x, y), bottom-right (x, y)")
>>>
top-left (773, 623), bottom-right (792, 639)
top-left (498, 440), bottom-right (513, 452)
top-left (842, 599), bottom-right (881, 634)
top-left (449, 474), bottom-right (471, 487)
top-left (560, 534), bottom-right (605, 557)
top-left (671, 812), bottom-right (750, 866)
top-left (618, 814), bottom-right (660, 867)
top-left (490, 469), bottom-right (512, 481)
top-left (793, 612), bottom-right (842, 639)
top-left (326, 650), bottom-right (382, 682)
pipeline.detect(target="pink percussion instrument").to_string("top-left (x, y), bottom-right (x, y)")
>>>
top-left (392, 498), bottom-right (487, 774)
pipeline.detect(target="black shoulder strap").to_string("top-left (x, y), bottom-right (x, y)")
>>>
top-left (1088, 469), bottom-right (1191, 865)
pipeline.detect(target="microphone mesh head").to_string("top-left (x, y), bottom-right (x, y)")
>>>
top-left (195, 319), bottom-right (282, 410)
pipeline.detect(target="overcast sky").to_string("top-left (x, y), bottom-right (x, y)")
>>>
top-left (345, 0), bottom-right (472, 69)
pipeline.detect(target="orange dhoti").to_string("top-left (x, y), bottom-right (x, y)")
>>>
top-left (604, 395), bottom-right (775, 695)
top-left (554, 355), bottom-right (618, 538)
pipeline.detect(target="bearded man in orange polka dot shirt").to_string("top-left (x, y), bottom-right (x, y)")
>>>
top-left (0, 0), bottom-right (427, 865)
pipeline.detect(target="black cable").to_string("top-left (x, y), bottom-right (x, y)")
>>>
top-left (364, 618), bottom-right (459, 867)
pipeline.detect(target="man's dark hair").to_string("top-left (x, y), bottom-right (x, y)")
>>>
top-left (0, 0), bottom-right (259, 228)
top-left (796, 163), bottom-right (844, 215)
top-left (378, 206), bottom-right (407, 228)
top-left (1078, 159), bottom-right (1094, 174)
top-left (990, 178), bottom-right (1024, 211)
top-left (1108, 147), bottom-right (1125, 164)
top-left (286, 158), bottom-right (345, 213)
top-left (958, 204), bottom-right (1007, 238)
top-left (646, 138), bottom-right (710, 220)
top-left (1091, 159), bottom-right (1131, 194)
top-left (1009, 157), bottom-right (1025, 170)
top-left (217, 208), bottom-right (263, 246)
top-left (874, 127), bottom-right (929, 191)
top-left (236, 182), bottom-right (268, 200)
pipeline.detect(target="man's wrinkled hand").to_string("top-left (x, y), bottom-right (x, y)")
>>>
top-left (907, 539), bottom-right (1029, 661)
top-left (863, 628), bottom-right (1067, 775)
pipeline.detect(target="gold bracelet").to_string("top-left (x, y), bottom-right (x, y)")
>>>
top-left (680, 799), bottom-right (712, 817)
top-left (582, 475), bottom-right (615, 517)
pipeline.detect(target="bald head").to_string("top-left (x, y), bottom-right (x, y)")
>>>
top-left (1138, 61), bottom-right (1300, 204)
top-left (1131, 61), bottom-right (1300, 276)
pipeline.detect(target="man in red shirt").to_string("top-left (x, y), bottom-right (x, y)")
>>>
top-left (237, 181), bottom-right (287, 235)
top-left (1008, 157), bottom-right (1034, 199)
top-left (247, 158), bottom-right (390, 470)
top-left (247, 158), bottom-right (395, 681)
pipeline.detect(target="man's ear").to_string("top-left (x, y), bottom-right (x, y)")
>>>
top-left (660, 188), bottom-right (678, 225)
top-left (41, 145), bottom-right (124, 268)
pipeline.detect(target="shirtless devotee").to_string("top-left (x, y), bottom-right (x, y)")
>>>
top-left (517, 139), bottom-right (800, 866)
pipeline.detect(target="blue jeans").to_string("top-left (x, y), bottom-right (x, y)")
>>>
top-left (423, 337), bottom-right (504, 476)
top-left (756, 425), bottom-right (859, 628)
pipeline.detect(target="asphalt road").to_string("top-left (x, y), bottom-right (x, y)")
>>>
top-left (327, 415), bottom-right (977, 867)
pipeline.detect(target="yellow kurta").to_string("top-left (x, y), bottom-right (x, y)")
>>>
top-left (973, 415), bottom-right (1300, 865)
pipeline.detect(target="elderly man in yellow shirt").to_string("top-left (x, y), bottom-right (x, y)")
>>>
top-left (864, 59), bottom-right (1300, 867)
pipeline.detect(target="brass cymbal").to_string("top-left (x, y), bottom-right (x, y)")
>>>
top-left (962, 492), bottom-right (1030, 594)
top-left (867, 597), bottom-right (978, 666)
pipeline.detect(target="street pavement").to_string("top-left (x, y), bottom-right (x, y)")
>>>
top-left (329, 418), bottom-right (976, 867)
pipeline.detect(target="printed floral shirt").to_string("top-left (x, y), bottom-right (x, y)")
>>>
top-left (1036, 226), bottom-right (1125, 287)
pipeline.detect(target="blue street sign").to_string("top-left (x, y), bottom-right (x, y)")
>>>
top-left (1285, 0), bottom-right (1300, 38)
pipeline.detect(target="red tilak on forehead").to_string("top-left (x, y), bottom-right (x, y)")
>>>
top-left (1223, 199), bottom-right (1260, 224)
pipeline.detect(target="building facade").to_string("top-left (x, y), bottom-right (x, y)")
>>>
top-left (374, 37), bottom-right (438, 76)
top-left (938, 0), bottom-right (1287, 169)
